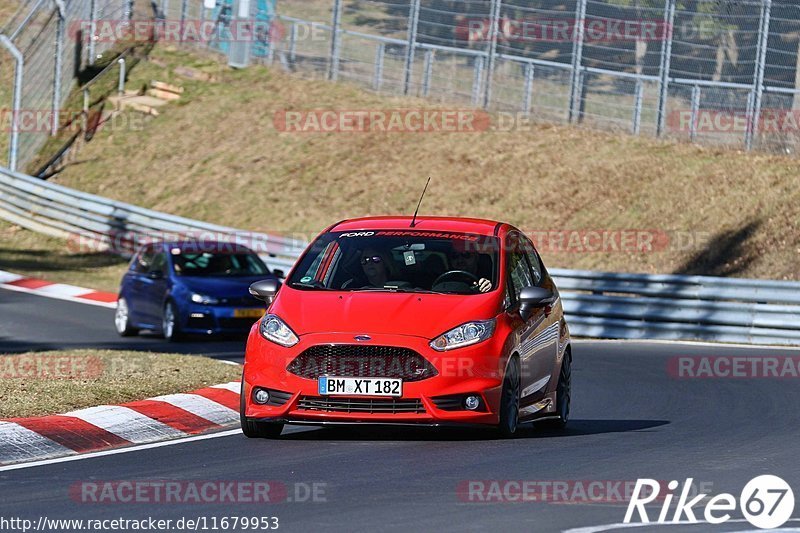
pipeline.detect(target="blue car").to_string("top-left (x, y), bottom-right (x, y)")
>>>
top-left (114, 241), bottom-right (278, 341)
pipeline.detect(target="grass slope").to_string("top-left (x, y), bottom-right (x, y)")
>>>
top-left (45, 45), bottom-right (800, 280)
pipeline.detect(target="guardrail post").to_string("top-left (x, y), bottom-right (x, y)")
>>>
top-left (522, 62), bottom-right (534, 113)
top-left (632, 79), bottom-right (644, 135)
top-left (403, 0), bottom-right (421, 95)
top-left (746, 0), bottom-right (771, 151)
top-left (690, 84), bottom-right (700, 142)
top-left (373, 43), bottom-right (384, 91)
top-left (0, 35), bottom-right (23, 171)
top-left (118, 57), bottom-right (127, 96)
top-left (52, 0), bottom-right (67, 137)
top-left (88, 0), bottom-right (97, 65)
top-left (656, 0), bottom-right (676, 136)
top-left (328, 0), bottom-right (343, 81)
top-left (568, 0), bottom-right (587, 123)
top-left (471, 56), bottom-right (484, 107)
top-left (422, 49), bottom-right (433, 97)
top-left (482, 0), bottom-right (502, 109)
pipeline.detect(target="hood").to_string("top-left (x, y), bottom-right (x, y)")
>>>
top-left (178, 275), bottom-right (273, 299)
top-left (270, 288), bottom-right (500, 339)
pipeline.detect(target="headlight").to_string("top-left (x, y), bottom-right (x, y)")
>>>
top-left (259, 314), bottom-right (299, 347)
top-left (430, 319), bottom-right (496, 351)
top-left (191, 293), bottom-right (219, 305)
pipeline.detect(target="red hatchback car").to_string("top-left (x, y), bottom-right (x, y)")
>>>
top-left (241, 217), bottom-right (571, 438)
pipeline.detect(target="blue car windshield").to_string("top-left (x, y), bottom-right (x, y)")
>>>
top-left (287, 231), bottom-right (500, 294)
top-left (172, 251), bottom-right (269, 277)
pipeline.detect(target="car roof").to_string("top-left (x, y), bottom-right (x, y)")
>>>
top-left (330, 216), bottom-right (506, 236)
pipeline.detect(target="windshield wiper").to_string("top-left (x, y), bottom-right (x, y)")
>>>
top-left (349, 287), bottom-right (448, 295)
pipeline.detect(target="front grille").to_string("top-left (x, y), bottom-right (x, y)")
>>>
top-left (287, 345), bottom-right (437, 382)
top-left (297, 396), bottom-right (425, 414)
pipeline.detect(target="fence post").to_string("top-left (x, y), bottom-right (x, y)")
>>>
top-left (422, 49), bottom-right (434, 97)
top-left (52, 0), bottom-right (67, 137)
top-left (288, 22), bottom-right (297, 66)
top-left (471, 56), bottom-right (484, 106)
top-left (690, 84), bottom-right (700, 142)
top-left (568, 0), bottom-right (587, 122)
top-left (632, 79), bottom-right (643, 135)
top-left (328, 0), bottom-right (343, 81)
top-left (125, 0), bottom-right (134, 23)
top-left (746, 0), bottom-right (772, 151)
top-left (373, 43), bottom-right (384, 91)
top-left (483, 0), bottom-right (502, 109)
top-left (403, 0), bottom-right (421, 95)
top-left (0, 35), bottom-right (23, 171)
top-left (656, 0), bottom-right (676, 136)
top-left (88, 0), bottom-right (97, 66)
top-left (180, 0), bottom-right (188, 42)
top-left (522, 62), bottom-right (534, 113)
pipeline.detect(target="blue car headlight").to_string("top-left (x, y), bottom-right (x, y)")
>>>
top-left (259, 314), bottom-right (299, 347)
top-left (191, 293), bottom-right (219, 305)
top-left (430, 319), bottom-right (496, 351)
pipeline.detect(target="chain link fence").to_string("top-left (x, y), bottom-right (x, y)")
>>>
top-left (4, 0), bottom-right (799, 171)
top-left (253, 0), bottom-right (799, 154)
top-left (0, 0), bottom-right (141, 173)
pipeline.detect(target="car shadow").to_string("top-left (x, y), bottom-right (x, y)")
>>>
top-left (278, 419), bottom-right (670, 442)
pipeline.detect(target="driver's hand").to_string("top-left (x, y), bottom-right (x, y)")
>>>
top-left (476, 278), bottom-right (492, 293)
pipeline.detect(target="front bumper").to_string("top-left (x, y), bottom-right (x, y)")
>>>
top-left (243, 331), bottom-right (508, 426)
top-left (180, 303), bottom-right (264, 335)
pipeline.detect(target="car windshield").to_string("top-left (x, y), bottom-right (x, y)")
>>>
top-left (172, 250), bottom-right (270, 277)
top-left (287, 230), bottom-right (500, 294)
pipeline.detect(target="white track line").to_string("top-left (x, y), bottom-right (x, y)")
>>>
top-left (572, 338), bottom-right (800, 351)
top-left (0, 429), bottom-right (243, 472)
top-left (562, 518), bottom-right (800, 532)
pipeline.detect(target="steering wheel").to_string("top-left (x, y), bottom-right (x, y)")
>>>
top-left (432, 270), bottom-right (480, 287)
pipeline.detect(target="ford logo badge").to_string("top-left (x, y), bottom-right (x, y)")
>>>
top-left (354, 335), bottom-right (371, 342)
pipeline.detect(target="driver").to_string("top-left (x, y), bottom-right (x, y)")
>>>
top-left (448, 243), bottom-right (492, 293)
top-left (359, 247), bottom-right (390, 287)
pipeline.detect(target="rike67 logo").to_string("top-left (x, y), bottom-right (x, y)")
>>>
top-left (625, 476), bottom-right (795, 529)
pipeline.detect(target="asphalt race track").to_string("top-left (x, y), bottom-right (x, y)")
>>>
top-left (2, 287), bottom-right (799, 532)
top-left (0, 288), bottom-right (246, 360)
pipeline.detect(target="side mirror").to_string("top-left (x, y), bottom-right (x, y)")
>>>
top-left (272, 269), bottom-right (285, 279)
top-left (519, 286), bottom-right (556, 321)
top-left (148, 270), bottom-right (164, 280)
top-left (250, 279), bottom-right (281, 304)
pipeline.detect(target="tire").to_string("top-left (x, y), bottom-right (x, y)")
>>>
top-left (240, 380), bottom-right (284, 439)
top-left (497, 356), bottom-right (521, 438)
top-left (543, 352), bottom-right (571, 430)
top-left (114, 298), bottom-right (138, 337)
top-left (162, 300), bottom-right (184, 342)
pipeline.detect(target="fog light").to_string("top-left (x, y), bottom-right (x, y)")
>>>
top-left (253, 388), bottom-right (270, 405)
top-left (464, 395), bottom-right (481, 411)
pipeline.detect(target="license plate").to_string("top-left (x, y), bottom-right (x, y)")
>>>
top-left (233, 308), bottom-right (264, 318)
top-left (318, 376), bottom-right (403, 397)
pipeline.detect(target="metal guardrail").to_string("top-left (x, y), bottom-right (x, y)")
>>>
top-left (1, 165), bottom-right (799, 345)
